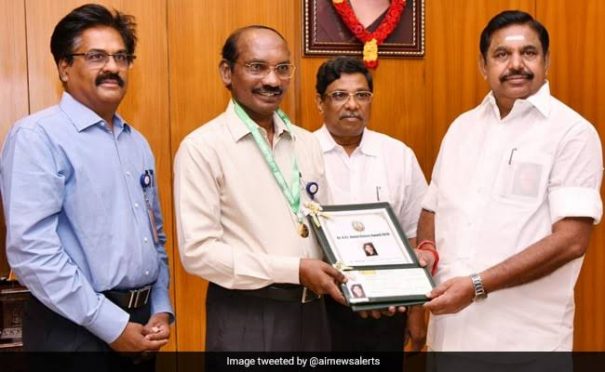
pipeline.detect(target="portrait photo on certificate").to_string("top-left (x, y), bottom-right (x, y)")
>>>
top-left (321, 205), bottom-right (413, 267)
top-left (345, 268), bottom-right (433, 305)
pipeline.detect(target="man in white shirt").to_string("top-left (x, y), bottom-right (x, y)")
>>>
top-left (173, 25), bottom-right (346, 351)
top-left (420, 10), bottom-right (603, 352)
top-left (314, 56), bottom-right (428, 351)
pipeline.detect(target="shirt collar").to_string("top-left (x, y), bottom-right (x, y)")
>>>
top-left (525, 81), bottom-right (551, 117)
top-left (357, 128), bottom-right (379, 156)
top-left (59, 92), bottom-right (130, 132)
top-left (481, 81), bottom-right (552, 119)
top-left (317, 125), bottom-right (377, 156)
top-left (226, 99), bottom-right (294, 142)
top-left (316, 125), bottom-right (337, 152)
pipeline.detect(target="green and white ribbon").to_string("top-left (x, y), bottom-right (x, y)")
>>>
top-left (233, 100), bottom-right (302, 220)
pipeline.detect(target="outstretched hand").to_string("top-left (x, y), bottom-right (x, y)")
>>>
top-left (414, 248), bottom-right (436, 273)
top-left (299, 258), bottom-right (347, 305)
top-left (424, 276), bottom-right (475, 315)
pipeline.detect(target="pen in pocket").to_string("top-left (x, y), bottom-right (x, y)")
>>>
top-left (508, 148), bottom-right (518, 165)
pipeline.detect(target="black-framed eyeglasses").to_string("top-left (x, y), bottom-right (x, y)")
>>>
top-left (238, 62), bottom-right (296, 79)
top-left (324, 90), bottom-right (373, 104)
top-left (69, 50), bottom-right (136, 68)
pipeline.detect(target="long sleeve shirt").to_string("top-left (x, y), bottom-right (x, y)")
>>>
top-left (174, 101), bottom-right (328, 289)
top-left (0, 92), bottom-right (173, 344)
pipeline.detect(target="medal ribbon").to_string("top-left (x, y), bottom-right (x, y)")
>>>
top-left (233, 100), bottom-right (302, 220)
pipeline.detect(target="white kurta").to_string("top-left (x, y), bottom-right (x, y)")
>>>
top-left (423, 83), bottom-right (603, 351)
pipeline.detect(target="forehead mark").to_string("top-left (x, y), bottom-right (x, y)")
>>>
top-left (504, 34), bottom-right (526, 41)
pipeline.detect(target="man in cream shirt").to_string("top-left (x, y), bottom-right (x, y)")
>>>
top-left (174, 25), bottom-right (345, 351)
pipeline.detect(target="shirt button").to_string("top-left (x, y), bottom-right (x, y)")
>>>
top-left (144, 237), bottom-right (148, 243)
top-left (126, 171), bottom-right (131, 177)
top-left (134, 202), bottom-right (139, 208)
top-left (145, 270), bottom-right (150, 276)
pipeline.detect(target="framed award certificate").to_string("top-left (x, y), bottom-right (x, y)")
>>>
top-left (307, 202), bottom-right (435, 311)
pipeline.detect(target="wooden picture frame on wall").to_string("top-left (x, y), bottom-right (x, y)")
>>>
top-left (303, 0), bottom-right (425, 57)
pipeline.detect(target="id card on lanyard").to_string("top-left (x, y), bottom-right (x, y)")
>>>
top-left (140, 169), bottom-right (160, 244)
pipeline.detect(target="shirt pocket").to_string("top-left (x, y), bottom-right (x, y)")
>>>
top-left (492, 149), bottom-right (552, 206)
top-left (364, 159), bottom-right (393, 204)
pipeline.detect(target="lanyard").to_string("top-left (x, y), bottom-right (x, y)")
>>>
top-left (233, 100), bottom-right (302, 220)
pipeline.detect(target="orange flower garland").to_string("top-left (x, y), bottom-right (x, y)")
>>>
top-left (332, 0), bottom-right (406, 69)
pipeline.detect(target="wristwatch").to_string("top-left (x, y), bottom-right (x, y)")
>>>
top-left (470, 273), bottom-right (487, 301)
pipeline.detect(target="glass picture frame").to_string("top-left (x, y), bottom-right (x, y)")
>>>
top-left (303, 0), bottom-right (425, 57)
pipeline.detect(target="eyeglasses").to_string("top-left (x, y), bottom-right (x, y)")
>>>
top-left (69, 50), bottom-right (136, 68)
top-left (324, 90), bottom-right (373, 104)
top-left (239, 62), bottom-right (296, 79)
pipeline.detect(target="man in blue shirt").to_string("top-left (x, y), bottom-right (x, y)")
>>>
top-left (0, 4), bottom-right (173, 366)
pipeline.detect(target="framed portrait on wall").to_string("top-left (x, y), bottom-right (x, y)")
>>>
top-left (303, 0), bottom-right (425, 57)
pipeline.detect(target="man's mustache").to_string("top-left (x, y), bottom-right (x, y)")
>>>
top-left (339, 113), bottom-right (363, 120)
top-left (253, 86), bottom-right (283, 96)
top-left (95, 73), bottom-right (125, 87)
top-left (500, 69), bottom-right (534, 82)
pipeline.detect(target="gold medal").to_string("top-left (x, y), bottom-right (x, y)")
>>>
top-left (298, 222), bottom-right (309, 238)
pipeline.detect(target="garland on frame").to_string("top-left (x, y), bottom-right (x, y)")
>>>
top-left (331, 0), bottom-right (406, 69)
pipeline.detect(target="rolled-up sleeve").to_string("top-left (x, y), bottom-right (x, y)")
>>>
top-left (548, 123), bottom-right (603, 224)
